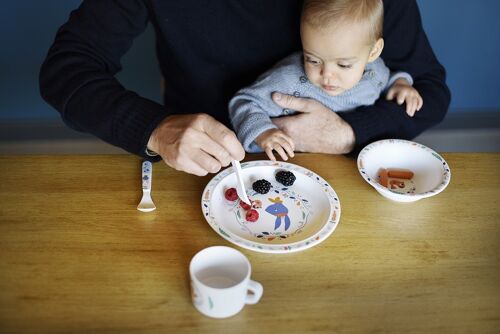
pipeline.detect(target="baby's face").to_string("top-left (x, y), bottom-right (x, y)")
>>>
top-left (301, 21), bottom-right (376, 96)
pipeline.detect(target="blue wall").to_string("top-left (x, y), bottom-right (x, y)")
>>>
top-left (1, 0), bottom-right (499, 121)
top-left (0, 0), bottom-right (161, 121)
top-left (418, 0), bottom-right (500, 110)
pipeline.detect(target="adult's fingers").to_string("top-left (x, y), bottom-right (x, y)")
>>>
top-left (192, 149), bottom-right (223, 175)
top-left (199, 115), bottom-right (245, 161)
top-left (167, 156), bottom-right (210, 176)
top-left (272, 92), bottom-right (318, 113)
top-left (198, 132), bottom-right (232, 167)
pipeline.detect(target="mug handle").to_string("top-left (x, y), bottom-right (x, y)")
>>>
top-left (245, 279), bottom-right (263, 305)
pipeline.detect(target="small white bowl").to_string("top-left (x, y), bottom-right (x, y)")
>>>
top-left (357, 139), bottom-right (451, 202)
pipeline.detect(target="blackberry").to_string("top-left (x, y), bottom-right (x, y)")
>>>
top-left (275, 171), bottom-right (296, 186)
top-left (252, 179), bottom-right (271, 194)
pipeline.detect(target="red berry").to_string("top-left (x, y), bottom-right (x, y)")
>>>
top-left (224, 188), bottom-right (238, 201)
top-left (246, 209), bottom-right (259, 222)
top-left (240, 200), bottom-right (251, 210)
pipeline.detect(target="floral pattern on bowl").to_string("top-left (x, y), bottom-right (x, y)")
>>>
top-left (357, 139), bottom-right (451, 202)
top-left (201, 161), bottom-right (341, 253)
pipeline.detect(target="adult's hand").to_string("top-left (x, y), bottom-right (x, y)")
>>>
top-left (271, 92), bottom-right (355, 154)
top-left (147, 114), bottom-right (245, 176)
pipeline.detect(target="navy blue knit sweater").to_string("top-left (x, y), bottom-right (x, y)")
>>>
top-left (40, 0), bottom-right (450, 158)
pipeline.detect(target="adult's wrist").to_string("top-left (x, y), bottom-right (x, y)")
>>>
top-left (339, 121), bottom-right (355, 154)
top-left (145, 147), bottom-right (159, 157)
top-left (337, 106), bottom-right (389, 154)
top-left (146, 132), bottom-right (159, 155)
top-left (146, 114), bottom-right (175, 156)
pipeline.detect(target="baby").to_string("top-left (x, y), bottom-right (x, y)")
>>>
top-left (229, 0), bottom-right (423, 161)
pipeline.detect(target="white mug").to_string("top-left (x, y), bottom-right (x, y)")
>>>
top-left (189, 246), bottom-right (263, 318)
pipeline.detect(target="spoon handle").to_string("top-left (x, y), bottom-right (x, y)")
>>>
top-left (142, 160), bottom-right (152, 192)
top-left (232, 160), bottom-right (251, 205)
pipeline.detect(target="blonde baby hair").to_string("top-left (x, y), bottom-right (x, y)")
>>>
top-left (302, 0), bottom-right (384, 43)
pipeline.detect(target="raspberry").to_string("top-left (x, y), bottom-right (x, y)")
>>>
top-left (275, 171), bottom-right (296, 186)
top-left (224, 188), bottom-right (238, 201)
top-left (245, 209), bottom-right (259, 222)
top-left (252, 179), bottom-right (271, 194)
top-left (240, 200), bottom-right (252, 210)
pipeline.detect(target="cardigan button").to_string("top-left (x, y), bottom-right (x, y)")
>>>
top-left (299, 76), bottom-right (307, 83)
top-left (293, 91), bottom-right (300, 97)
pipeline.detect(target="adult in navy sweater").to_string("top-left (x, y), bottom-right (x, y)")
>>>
top-left (40, 0), bottom-right (450, 176)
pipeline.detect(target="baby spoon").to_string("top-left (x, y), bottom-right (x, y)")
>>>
top-left (232, 160), bottom-right (251, 205)
top-left (137, 160), bottom-right (156, 212)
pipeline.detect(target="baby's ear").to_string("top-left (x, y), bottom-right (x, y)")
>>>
top-left (368, 38), bottom-right (384, 62)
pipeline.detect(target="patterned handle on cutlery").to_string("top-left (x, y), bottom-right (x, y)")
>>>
top-left (142, 161), bottom-right (152, 191)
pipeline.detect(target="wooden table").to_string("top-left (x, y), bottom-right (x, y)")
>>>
top-left (0, 154), bottom-right (499, 333)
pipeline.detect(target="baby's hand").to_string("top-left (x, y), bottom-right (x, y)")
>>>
top-left (386, 78), bottom-right (423, 117)
top-left (255, 129), bottom-right (295, 161)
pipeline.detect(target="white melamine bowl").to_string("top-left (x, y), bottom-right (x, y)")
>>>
top-left (357, 139), bottom-right (451, 202)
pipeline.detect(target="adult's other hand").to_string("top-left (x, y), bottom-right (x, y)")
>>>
top-left (147, 114), bottom-right (245, 176)
top-left (271, 92), bottom-right (355, 154)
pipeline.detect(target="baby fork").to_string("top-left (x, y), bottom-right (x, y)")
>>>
top-left (137, 160), bottom-right (156, 212)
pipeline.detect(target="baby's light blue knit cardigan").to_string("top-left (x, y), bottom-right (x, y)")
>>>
top-left (228, 52), bottom-right (412, 152)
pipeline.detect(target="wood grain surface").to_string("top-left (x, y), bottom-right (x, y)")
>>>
top-left (0, 154), bottom-right (499, 333)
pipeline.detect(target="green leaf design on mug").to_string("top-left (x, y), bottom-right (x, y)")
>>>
top-left (209, 296), bottom-right (214, 309)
